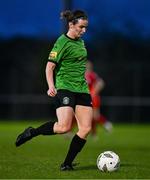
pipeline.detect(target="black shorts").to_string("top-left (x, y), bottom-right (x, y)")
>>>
top-left (54, 90), bottom-right (92, 109)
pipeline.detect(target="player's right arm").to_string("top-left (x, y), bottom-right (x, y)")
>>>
top-left (46, 35), bottom-right (67, 97)
top-left (45, 62), bottom-right (57, 97)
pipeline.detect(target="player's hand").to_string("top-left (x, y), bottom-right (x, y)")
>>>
top-left (47, 86), bottom-right (57, 97)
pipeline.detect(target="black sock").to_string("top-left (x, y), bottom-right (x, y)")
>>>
top-left (63, 134), bottom-right (86, 166)
top-left (31, 121), bottom-right (56, 137)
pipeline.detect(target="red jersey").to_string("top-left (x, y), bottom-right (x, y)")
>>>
top-left (85, 71), bottom-right (99, 92)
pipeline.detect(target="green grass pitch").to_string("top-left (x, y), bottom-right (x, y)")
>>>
top-left (0, 121), bottom-right (150, 179)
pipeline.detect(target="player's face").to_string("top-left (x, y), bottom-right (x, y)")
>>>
top-left (69, 19), bottom-right (88, 38)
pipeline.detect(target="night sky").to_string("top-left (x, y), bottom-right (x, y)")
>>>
top-left (0, 0), bottom-right (150, 40)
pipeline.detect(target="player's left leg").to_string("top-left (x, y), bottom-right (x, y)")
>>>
top-left (61, 105), bottom-right (93, 170)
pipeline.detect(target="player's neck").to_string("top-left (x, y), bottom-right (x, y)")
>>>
top-left (66, 31), bottom-right (78, 40)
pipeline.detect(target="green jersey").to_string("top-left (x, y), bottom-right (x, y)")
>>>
top-left (48, 34), bottom-right (89, 94)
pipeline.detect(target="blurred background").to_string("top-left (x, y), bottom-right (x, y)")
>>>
top-left (0, 0), bottom-right (150, 123)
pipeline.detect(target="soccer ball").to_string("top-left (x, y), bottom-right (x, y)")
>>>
top-left (97, 151), bottom-right (120, 172)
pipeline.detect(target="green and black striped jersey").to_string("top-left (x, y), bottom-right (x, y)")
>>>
top-left (48, 34), bottom-right (89, 94)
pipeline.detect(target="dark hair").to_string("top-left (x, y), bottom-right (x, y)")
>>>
top-left (60, 10), bottom-right (88, 24)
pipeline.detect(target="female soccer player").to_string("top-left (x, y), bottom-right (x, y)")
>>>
top-left (15, 10), bottom-right (93, 171)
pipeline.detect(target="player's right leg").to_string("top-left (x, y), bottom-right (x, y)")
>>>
top-left (15, 107), bottom-right (74, 147)
top-left (15, 90), bottom-right (75, 147)
top-left (15, 120), bottom-right (56, 147)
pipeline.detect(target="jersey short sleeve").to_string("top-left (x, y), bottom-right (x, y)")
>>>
top-left (48, 35), bottom-right (66, 64)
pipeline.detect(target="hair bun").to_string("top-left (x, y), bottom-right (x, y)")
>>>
top-left (60, 10), bottom-right (74, 21)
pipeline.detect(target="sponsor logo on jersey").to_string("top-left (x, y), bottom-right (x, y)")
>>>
top-left (49, 51), bottom-right (57, 59)
top-left (63, 97), bottom-right (70, 105)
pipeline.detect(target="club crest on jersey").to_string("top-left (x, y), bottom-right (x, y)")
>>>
top-left (63, 97), bottom-right (70, 105)
top-left (49, 51), bottom-right (57, 59)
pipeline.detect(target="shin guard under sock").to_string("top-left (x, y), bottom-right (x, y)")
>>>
top-left (63, 134), bottom-right (86, 165)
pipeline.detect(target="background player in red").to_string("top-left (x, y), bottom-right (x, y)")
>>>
top-left (85, 60), bottom-right (113, 136)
